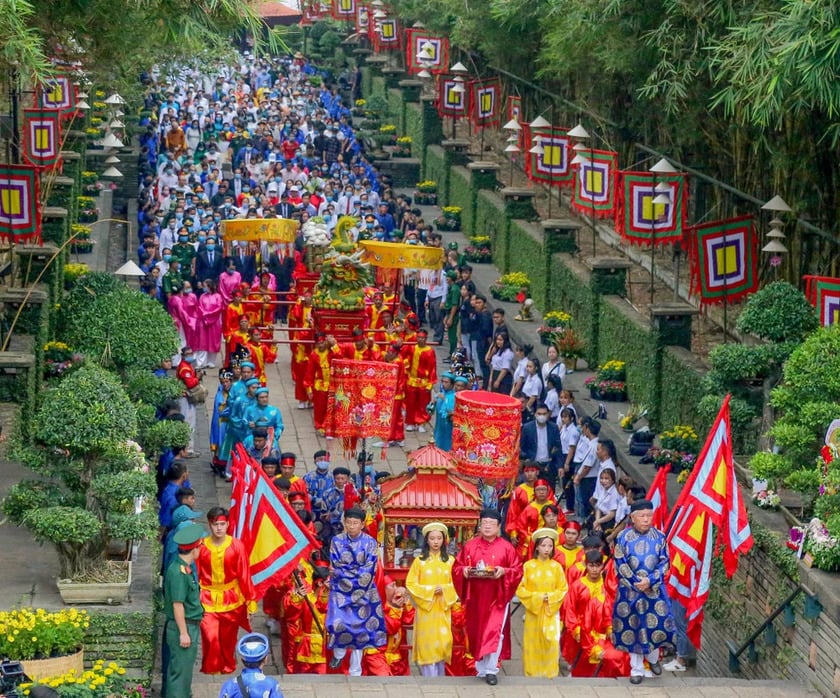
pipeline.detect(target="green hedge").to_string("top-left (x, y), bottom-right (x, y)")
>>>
top-left (449, 166), bottom-right (473, 233)
top-left (405, 101), bottom-right (424, 163)
top-left (475, 190), bottom-right (507, 254)
top-left (509, 220), bottom-right (547, 306)
top-left (660, 345), bottom-right (706, 429)
top-left (85, 611), bottom-right (156, 681)
top-left (548, 254), bottom-right (598, 365)
top-left (599, 297), bottom-right (659, 420)
top-left (425, 145), bottom-right (447, 205)
top-left (386, 87), bottom-right (404, 132)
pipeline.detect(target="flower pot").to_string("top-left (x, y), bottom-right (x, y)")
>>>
top-left (540, 334), bottom-right (554, 347)
top-left (565, 357), bottom-right (578, 371)
top-left (57, 561), bottom-right (132, 604)
top-left (22, 648), bottom-right (84, 681)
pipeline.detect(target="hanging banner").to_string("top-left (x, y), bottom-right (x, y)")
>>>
top-left (331, 0), bottom-right (356, 20)
top-left (38, 75), bottom-right (76, 117)
top-left (0, 164), bottom-right (41, 244)
top-left (804, 275), bottom-right (840, 327)
top-left (22, 108), bottom-right (61, 168)
top-left (451, 390), bottom-right (522, 481)
top-left (570, 149), bottom-right (618, 218)
top-left (688, 215), bottom-right (758, 306)
top-left (616, 171), bottom-right (687, 246)
top-left (405, 29), bottom-right (449, 75)
top-left (354, 2), bottom-right (369, 32)
top-left (301, 0), bottom-right (329, 23)
top-left (359, 240), bottom-right (444, 269)
top-left (437, 77), bottom-right (468, 117)
top-left (373, 18), bottom-right (401, 51)
top-left (523, 125), bottom-right (573, 186)
top-left (221, 218), bottom-right (299, 242)
top-left (507, 95), bottom-right (522, 123)
top-left (469, 79), bottom-right (501, 129)
top-left (325, 359), bottom-right (399, 442)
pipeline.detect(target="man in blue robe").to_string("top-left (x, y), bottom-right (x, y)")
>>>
top-left (612, 498), bottom-right (677, 684)
top-left (243, 387), bottom-right (284, 450)
top-left (303, 450), bottom-right (335, 526)
top-left (326, 507), bottom-right (386, 676)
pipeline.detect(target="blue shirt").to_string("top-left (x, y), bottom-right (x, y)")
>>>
top-left (218, 667), bottom-right (283, 698)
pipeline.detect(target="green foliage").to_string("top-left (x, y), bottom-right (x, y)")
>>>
top-left (748, 452), bottom-right (788, 485)
top-left (138, 419), bottom-right (191, 459)
top-left (318, 29), bottom-right (342, 55)
top-left (106, 509), bottom-right (159, 542)
top-left (2, 479), bottom-right (58, 524)
top-left (63, 286), bottom-right (179, 371)
top-left (697, 394), bottom-right (758, 452)
top-left (777, 326), bottom-right (840, 404)
top-left (59, 272), bottom-right (122, 332)
top-left (35, 364), bottom-right (137, 456)
top-left (736, 282), bottom-right (819, 343)
top-left (123, 367), bottom-right (183, 409)
top-left (24, 506), bottom-right (103, 546)
top-left (91, 471), bottom-right (156, 503)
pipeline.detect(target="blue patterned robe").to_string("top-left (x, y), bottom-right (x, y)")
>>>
top-left (210, 385), bottom-right (229, 461)
top-left (326, 531), bottom-right (386, 650)
top-left (303, 469), bottom-right (335, 521)
top-left (611, 526), bottom-right (676, 654)
top-left (433, 388), bottom-right (456, 451)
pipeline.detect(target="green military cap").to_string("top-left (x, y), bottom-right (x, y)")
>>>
top-left (173, 523), bottom-right (206, 550)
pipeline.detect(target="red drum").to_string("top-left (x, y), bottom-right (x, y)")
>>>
top-left (451, 390), bottom-right (522, 480)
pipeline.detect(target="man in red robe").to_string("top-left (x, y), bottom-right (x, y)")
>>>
top-left (452, 508), bottom-right (523, 686)
top-left (504, 463), bottom-right (542, 546)
top-left (288, 293), bottom-right (313, 408)
top-left (563, 550), bottom-right (629, 678)
top-left (402, 329), bottom-right (437, 431)
top-left (304, 332), bottom-right (340, 432)
top-left (196, 507), bottom-right (257, 674)
top-left (334, 327), bottom-right (382, 361)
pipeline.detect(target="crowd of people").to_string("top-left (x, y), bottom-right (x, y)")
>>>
top-left (140, 48), bottom-right (693, 697)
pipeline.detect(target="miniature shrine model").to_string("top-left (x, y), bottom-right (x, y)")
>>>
top-left (379, 443), bottom-right (482, 582)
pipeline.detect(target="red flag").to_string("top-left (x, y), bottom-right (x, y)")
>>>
top-left (665, 394), bottom-right (753, 648)
top-left (228, 444), bottom-right (320, 598)
top-left (647, 464), bottom-right (670, 530)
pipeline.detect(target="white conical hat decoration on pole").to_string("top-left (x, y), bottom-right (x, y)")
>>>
top-left (529, 115), bottom-right (550, 129)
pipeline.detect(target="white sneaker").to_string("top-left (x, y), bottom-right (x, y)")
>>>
top-left (372, 440), bottom-right (387, 448)
top-left (297, 401), bottom-right (307, 409)
top-left (418, 425), bottom-right (427, 433)
top-left (405, 425), bottom-right (415, 432)
top-left (662, 659), bottom-right (686, 672)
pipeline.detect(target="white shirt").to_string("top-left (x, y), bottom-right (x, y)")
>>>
top-left (560, 422), bottom-right (580, 456)
top-left (535, 424), bottom-right (549, 462)
top-left (542, 360), bottom-right (566, 385)
top-left (545, 388), bottom-right (560, 418)
top-left (490, 348), bottom-right (514, 371)
top-left (523, 373), bottom-right (542, 399)
top-left (595, 484), bottom-right (621, 516)
top-left (615, 496), bottom-right (631, 525)
top-left (512, 357), bottom-right (528, 383)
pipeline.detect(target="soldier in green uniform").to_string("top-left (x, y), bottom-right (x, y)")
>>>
top-left (163, 522), bottom-right (205, 698)
top-left (443, 268), bottom-right (461, 356)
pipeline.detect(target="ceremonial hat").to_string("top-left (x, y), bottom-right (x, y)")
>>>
top-left (563, 520), bottom-right (583, 532)
top-left (245, 378), bottom-right (260, 387)
top-left (288, 492), bottom-right (306, 503)
top-left (522, 463), bottom-right (540, 471)
top-left (173, 523), bottom-right (205, 551)
top-left (532, 527), bottom-right (559, 543)
top-left (421, 522), bottom-right (449, 539)
top-left (533, 479), bottom-right (551, 490)
top-left (630, 499), bottom-right (654, 512)
top-left (240, 361), bottom-right (255, 369)
top-left (255, 387), bottom-right (269, 396)
top-left (237, 632), bottom-right (270, 663)
top-left (441, 372), bottom-right (456, 381)
top-left (453, 375), bottom-right (469, 385)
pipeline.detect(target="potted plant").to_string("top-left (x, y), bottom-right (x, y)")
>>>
top-left (490, 271), bottom-right (530, 302)
top-left (81, 170), bottom-right (104, 195)
top-left (64, 262), bottom-right (90, 289)
top-left (553, 329), bottom-right (585, 370)
top-left (464, 235), bottom-right (492, 263)
top-left (619, 403), bottom-right (648, 432)
top-left (393, 135), bottom-right (412, 157)
top-left (752, 489), bottom-right (781, 510)
top-left (2, 364), bottom-right (158, 602)
top-left (536, 310), bottom-right (571, 346)
top-left (803, 518), bottom-right (840, 571)
top-left (27, 660), bottom-right (146, 696)
top-left (434, 206), bottom-right (462, 231)
top-left (414, 180), bottom-right (438, 205)
top-left (374, 123), bottom-right (397, 147)
top-left (0, 608), bottom-right (89, 680)
top-left (43, 341), bottom-right (84, 379)
top-left (352, 98), bottom-right (367, 117)
top-left (76, 197), bottom-right (99, 224)
top-left (585, 360), bottom-right (628, 401)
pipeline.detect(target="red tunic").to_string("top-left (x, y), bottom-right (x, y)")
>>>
top-left (336, 342), bottom-right (382, 362)
top-left (452, 535), bottom-right (523, 660)
top-left (176, 361), bottom-right (200, 391)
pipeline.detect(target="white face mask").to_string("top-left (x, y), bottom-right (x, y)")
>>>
top-left (535, 415), bottom-right (549, 425)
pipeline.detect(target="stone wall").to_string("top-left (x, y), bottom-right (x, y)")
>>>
top-left (698, 529), bottom-right (840, 695)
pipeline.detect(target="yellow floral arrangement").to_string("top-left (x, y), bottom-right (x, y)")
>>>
top-left (442, 206), bottom-right (462, 215)
top-left (43, 341), bottom-right (72, 354)
top-left (70, 224), bottom-right (92, 238)
top-left (94, 90), bottom-right (105, 98)
top-left (0, 608), bottom-right (89, 660)
top-left (92, 101), bottom-right (107, 110)
top-left (499, 271), bottom-right (531, 287)
top-left (416, 180), bottom-right (437, 192)
top-left (660, 425), bottom-right (700, 454)
top-left (23, 660), bottom-right (146, 697)
top-left (84, 128), bottom-right (102, 138)
top-left (355, 98), bottom-right (367, 107)
top-left (469, 235), bottom-right (490, 246)
top-left (396, 136), bottom-right (412, 144)
top-left (544, 310), bottom-right (572, 327)
top-left (379, 124), bottom-right (397, 133)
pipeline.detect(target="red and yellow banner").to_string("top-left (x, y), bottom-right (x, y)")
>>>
top-left (221, 218), bottom-right (298, 242)
top-left (359, 240), bottom-right (444, 269)
top-left (405, 29), bottom-right (449, 75)
top-left (469, 79), bottom-right (501, 129)
top-left (23, 108), bottom-right (61, 168)
top-left (0, 164), bottom-right (41, 243)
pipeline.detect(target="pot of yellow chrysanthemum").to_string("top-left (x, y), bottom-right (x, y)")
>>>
top-left (0, 608), bottom-right (89, 680)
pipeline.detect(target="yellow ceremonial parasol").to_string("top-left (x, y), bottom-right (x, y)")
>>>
top-left (220, 218), bottom-right (299, 243)
top-left (358, 240), bottom-right (444, 270)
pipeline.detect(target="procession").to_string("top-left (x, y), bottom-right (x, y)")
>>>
top-left (145, 49), bottom-right (696, 697)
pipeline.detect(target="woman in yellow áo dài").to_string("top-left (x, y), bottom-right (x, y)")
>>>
top-left (405, 522), bottom-right (458, 677)
top-left (516, 527), bottom-right (569, 678)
